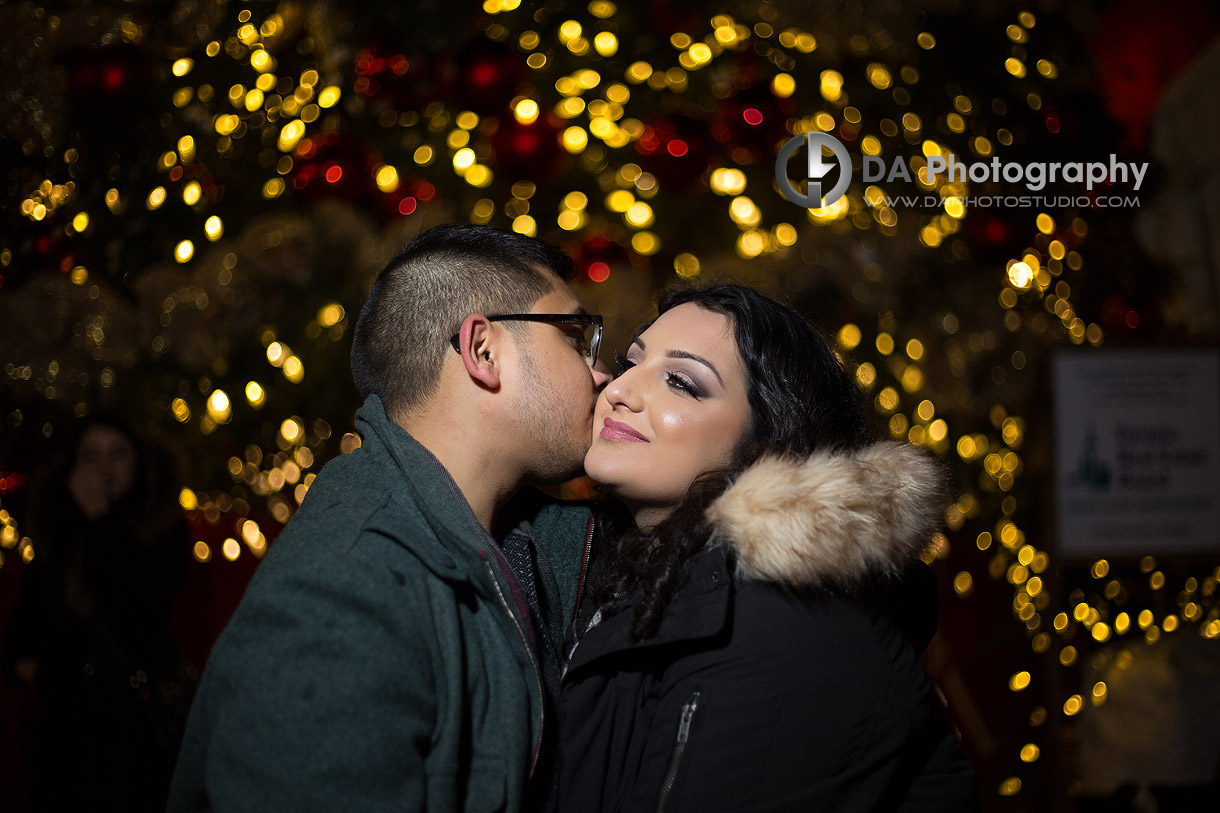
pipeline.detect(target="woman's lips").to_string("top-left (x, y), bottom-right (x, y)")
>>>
top-left (600, 417), bottom-right (647, 442)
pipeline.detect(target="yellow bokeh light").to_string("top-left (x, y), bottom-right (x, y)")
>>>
top-left (953, 571), bottom-right (973, 596)
top-left (626, 61), bottom-right (653, 83)
top-left (147, 186), bottom-right (167, 210)
top-left (605, 189), bottom-right (634, 213)
top-left (245, 381), bottom-right (265, 406)
top-left (278, 120), bottom-right (306, 152)
top-left (514, 98), bottom-right (539, 125)
top-left (1009, 671), bottom-right (1030, 691)
top-left (867, 63), bottom-right (892, 90)
top-left (837, 324), bottom-right (862, 350)
top-left (280, 418), bottom-right (303, 443)
top-left (877, 387), bottom-right (899, 411)
top-left (771, 73), bottom-right (795, 98)
top-left (193, 541), bottom-right (211, 562)
top-left (172, 58), bottom-right (194, 77)
top-left (736, 230), bottom-right (767, 259)
top-left (222, 538), bottom-right (242, 561)
top-left (820, 70), bottom-right (843, 102)
top-left (283, 355), bottom-right (304, 382)
top-left (729, 196), bottom-right (761, 227)
top-left (175, 240), bottom-right (194, 263)
top-left (179, 488), bottom-right (198, 511)
top-left (624, 201), bottom-right (654, 228)
top-left (1007, 261), bottom-right (1034, 290)
top-left (558, 210), bottom-right (587, 231)
top-left (205, 215), bottom-right (223, 241)
top-left (206, 389), bottom-right (231, 423)
top-left (710, 168), bottom-right (747, 196)
top-left (453, 148), bottom-right (476, 171)
top-left (688, 43), bottom-right (712, 65)
top-left (317, 86), bottom-right (341, 107)
top-left (673, 253), bottom-right (700, 278)
top-left (318, 303), bottom-right (345, 327)
top-left (72, 212), bottom-right (90, 232)
top-left (183, 181), bottom-right (202, 206)
top-left (563, 126), bottom-right (588, 153)
top-left (266, 342), bottom-right (286, 366)
top-left (512, 214), bottom-right (537, 237)
top-left (375, 164), bottom-right (399, 193)
top-left (594, 32), bottom-right (618, 56)
top-left (631, 231), bottom-right (659, 255)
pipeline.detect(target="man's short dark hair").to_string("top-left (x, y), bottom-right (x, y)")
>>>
top-left (351, 224), bottom-right (573, 415)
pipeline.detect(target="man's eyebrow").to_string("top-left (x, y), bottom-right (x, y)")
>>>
top-left (629, 338), bottom-right (724, 387)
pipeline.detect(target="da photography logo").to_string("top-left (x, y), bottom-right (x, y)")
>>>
top-left (775, 132), bottom-right (851, 209)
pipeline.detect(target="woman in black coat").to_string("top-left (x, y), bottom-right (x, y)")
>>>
top-left (558, 284), bottom-right (978, 812)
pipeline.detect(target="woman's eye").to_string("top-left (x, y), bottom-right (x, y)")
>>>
top-left (666, 373), bottom-right (701, 398)
top-left (613, 352), bottom-right (636, 374)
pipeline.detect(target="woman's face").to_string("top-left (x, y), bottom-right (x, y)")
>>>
top-left (76, 424), bottom-right (138, 502)
top-left (584, 303), bottom-right (751, 528)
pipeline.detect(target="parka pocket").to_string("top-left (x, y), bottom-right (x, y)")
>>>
top-left (655, 690), bottom-right (701, 813)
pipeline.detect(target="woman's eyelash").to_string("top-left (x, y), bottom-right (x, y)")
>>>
top-left (666, 373), bottom-right (701, 397)
top-left (615, 352), bottom-right (703, 397)
top-left (613, 351), bottom-right (635, 373)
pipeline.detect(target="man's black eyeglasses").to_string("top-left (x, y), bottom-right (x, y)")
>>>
top-left (449, 314), bottom-right (603, 365)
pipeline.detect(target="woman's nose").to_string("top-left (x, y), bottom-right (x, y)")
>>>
top-left (602, 367), bottom-right (643, 411)
top-left (590, 359), bottom-right (613, 391)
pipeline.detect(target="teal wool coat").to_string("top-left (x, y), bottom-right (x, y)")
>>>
top-left (168, 396), bottom-right (593, 812)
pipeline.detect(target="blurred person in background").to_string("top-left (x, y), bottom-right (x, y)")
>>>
top-left (2, 418), bottom-right (192, 812)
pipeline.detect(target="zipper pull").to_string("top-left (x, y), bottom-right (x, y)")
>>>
top-left (676, 692), bottom-right (700, 742)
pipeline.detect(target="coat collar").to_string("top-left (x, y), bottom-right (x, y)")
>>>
top-left (565, 441), bottom-right (945, 675)
top-left (706, 440), bottom-right (947, 592)
top-left (354, 395), bottom-right (593, 595)
top-left (565, 545), bottom-right (732, 675)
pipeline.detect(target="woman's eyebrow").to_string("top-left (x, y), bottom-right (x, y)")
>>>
top-left (630, 338), bottom-right (724, 386)
top-left (667, 350), bottom-right (724, 387)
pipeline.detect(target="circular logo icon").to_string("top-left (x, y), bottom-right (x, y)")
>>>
top-left (775, 132), bottom-right (852, 209)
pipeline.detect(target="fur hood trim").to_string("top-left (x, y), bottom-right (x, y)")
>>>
top-left (704, 441), bottom-right (947, 590)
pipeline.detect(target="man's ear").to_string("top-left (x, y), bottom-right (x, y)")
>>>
top-left (456, 314), bottom-right (501, 390)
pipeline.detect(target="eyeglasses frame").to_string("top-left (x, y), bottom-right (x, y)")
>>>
top-left (448, 313), bottom-right (603, 364)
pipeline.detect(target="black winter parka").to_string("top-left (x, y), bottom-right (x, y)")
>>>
top-left (558, 442), bottom-right (980, 812)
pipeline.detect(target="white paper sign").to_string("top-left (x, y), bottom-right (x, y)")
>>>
top-left (1054, 348), bottom-right (1220, 558)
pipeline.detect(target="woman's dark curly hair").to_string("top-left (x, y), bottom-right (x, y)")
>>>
top-left (580, 283), bottom-right (873, 641)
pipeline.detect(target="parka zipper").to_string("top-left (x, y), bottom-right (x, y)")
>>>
top-left (656, 690), bottom-right (701, 813)
top-left (572, 515), bottom-right (596, 628)
top-left (483, 557), bottom-right (546, 778)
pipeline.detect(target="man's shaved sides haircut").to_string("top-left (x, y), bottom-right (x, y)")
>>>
top-left (351, 224), bottom-right (572, 415)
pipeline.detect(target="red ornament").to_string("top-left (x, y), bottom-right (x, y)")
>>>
top-left (635, 115), bottom-right (711, 189)
top-left (292, 134), bottom-right (378, 206)
top-left (715, 79), bottom-right (794, 164)
top-left (490, 114), bottom-right (567, 183)
top-left (449, 40), bottom-right (526, 115)
top-left (65, 44), bottom-right (153, 112)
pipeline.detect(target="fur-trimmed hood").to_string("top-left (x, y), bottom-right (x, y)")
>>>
top-left (705, 441), bottom-right (948, 590)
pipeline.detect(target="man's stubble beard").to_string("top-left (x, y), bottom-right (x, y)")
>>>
top-left (514, 348), bottom-right (589, 484)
